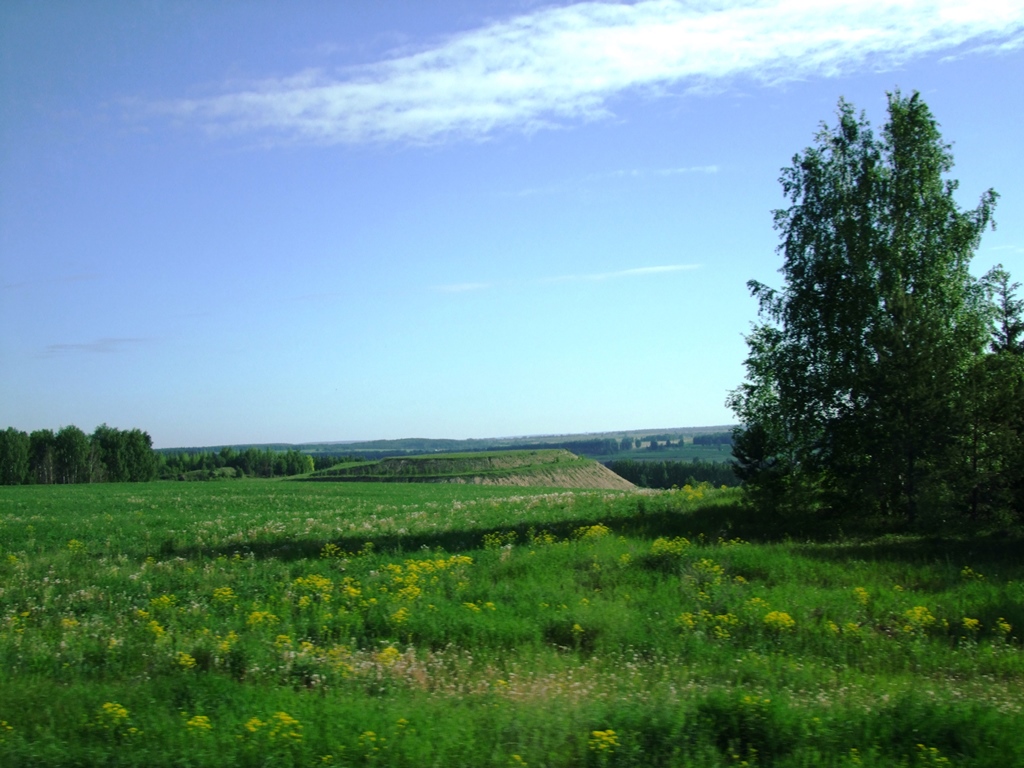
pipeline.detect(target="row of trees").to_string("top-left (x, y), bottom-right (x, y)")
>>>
top-left (693, 432), bottom-right (733, 446)
top-left (515, 438), bottom-right (625, 456)
top-left (158, 447), bottom-right (315, 479)
top-left (729, 91), bottom-right (1024, 526)
top-left (0, 428), bottom-right (335, 485)
top-left (606, 459), bottom-right (738, 489)
top-left (0, 425), bottom-right (157, 485)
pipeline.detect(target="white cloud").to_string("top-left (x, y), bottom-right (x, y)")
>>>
top-left (604, 165), bottom-right (720, 178)
top-left (163, 0), bottom-right (1023, 145)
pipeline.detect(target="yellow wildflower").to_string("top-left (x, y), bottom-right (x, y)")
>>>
top-left (650, 536), bottom-right (691, 556)
top-left (212, 586), bottom-right (236, 603)
top-left (176, 651), bottom-right (197, 669)
top-left (589, 729), bottom-right (618, 752)
top-left (100, 702), bottom-right (129, 726)
top-left (186, 715), bottom-right (212, 732)
top-left (320, 542), bottom-right (342, 558)
top-left (149, 594), bottom-right (177, 610)
top-left (763, 611), bottom-right (796, 631)
top-left (575, 524), bottom-right (612, 540)
top-left (247, 610), bottom-right (278, 626)
top-left (903, 606), bottom-right (936, 634)
top-left (391, 607), bottom-right (411, 624)
top-left (269, 711), bottom-right (302, 741)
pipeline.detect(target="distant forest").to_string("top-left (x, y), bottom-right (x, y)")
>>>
top-left (157, 446), bottom-right (318, 480)
top-left (0, 426), bottom-right (338, 484)
top-left (0, 425), bottom-right (157, 485)
top-left (0, 425), bottom-right (740, 485)
top-left (605, 459), bottom-right (738, 489)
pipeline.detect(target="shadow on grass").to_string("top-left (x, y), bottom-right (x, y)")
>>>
top-left (155, 492), bottom-right (1024, 575)
top-left (158, 495), bottom-right (749, 563)
top-left (794, 535), bottom-right (1024, 572)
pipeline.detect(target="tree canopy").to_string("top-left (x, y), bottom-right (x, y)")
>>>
top-left (729, 91), bottom-right (1022, 525)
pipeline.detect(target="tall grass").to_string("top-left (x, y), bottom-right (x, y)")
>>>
top-left (1, 480), bottom-right (1021, 766)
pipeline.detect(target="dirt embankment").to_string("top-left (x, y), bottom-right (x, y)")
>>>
top-left (443, 460), bottom-right (635, 490)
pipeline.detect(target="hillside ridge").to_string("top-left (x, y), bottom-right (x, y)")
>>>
top-left (303, 449), bottom-right (635, 490)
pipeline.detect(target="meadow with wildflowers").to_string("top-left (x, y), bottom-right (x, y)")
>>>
top-left (1, 479), bottom-right (1022, 766)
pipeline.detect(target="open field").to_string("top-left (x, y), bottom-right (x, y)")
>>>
top-left (1, 481), bottom-right (1022, 766)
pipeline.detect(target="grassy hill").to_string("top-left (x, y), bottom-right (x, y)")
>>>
top-left (304, 449), bottom-right (635, 489)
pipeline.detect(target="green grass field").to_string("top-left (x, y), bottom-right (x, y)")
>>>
top-left (1, 480), bottom-right (1022, 766)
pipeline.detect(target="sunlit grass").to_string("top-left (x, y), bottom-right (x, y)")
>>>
top-left (0, 480), bottom-right (1021, 766)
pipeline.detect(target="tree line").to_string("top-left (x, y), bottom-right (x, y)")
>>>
top-left (729, 91), bottom-right (1024, 527)
top-left (156, 447), bottom-right (318, 479)
top-left (515, 438), bottom-right (625, 456)
top-left (0, 425), bottom-right (157, 485)
top-left (606, 459), bottom-right (739, 489)
top-left (692, 432), bottom-right (733, 446)
top-left (0, 427), bottom-right (350, 484)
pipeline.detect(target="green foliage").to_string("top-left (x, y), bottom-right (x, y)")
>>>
top-left (0, 428), bottom-right (30, 485)
top-left (605, 459), bottom-right (738, 488)
top-left (28, 429), bottom-right (56, 485)
top-left (160, 446), bottom-right (317, 480)
top-left (91, 425), bottom-right (157, 482)
top-left (1, 481), bottom-right (1022, 766)
top-left (2, 425), bottom-right (158, 485)
top-left (729, 91), bottom-right (1022, 524)
top-left (982, 264), bottom-right (1024, 355)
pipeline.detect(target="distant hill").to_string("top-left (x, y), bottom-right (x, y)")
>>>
top-left (159, 426), bottom-right (739, 460)
top-left (301, 449), bottom-right (635, 490)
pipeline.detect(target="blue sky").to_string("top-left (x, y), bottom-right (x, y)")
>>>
top-left (2, 1), bottom-right (1023, 449)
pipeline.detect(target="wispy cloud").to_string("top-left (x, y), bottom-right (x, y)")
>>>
top-left (153, 0), bottom-right (1024, 146)
top-left (601, 165), bottom-right (719, 179)
top-left (544, 264), bottom-right (700, 283)
top-left (41, 337), bottom-right (149, 357)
